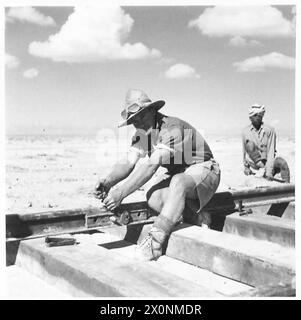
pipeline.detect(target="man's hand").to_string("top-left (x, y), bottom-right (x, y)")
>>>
top-left (94, 178), bottom-right (111, 200)
top-left (265, 173), bottom-right (274, 181)
top-left (244, 166), bottom-right (253, 176)
top-left (103, 188), bottom-right (124, 211)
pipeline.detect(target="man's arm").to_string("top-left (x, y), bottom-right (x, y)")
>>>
top-left (242, 132), bottom-right (247, 166)
top-left (94, 150), bottom-right (140, 199)
top-left (242, 131), bottom-right (252, 175)
top-left (265, 128), bottom-right (277, 178)
top-left (103, 148), bottom-right (171, 210)
top-left (104, 151), bottom-right (141, 187)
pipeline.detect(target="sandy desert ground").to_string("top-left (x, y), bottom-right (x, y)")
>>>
top-left (5, 134), bottom-right (295, 215)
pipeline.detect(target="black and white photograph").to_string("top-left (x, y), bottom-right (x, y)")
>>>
top-left (1, 0), bottom-right (298, 302)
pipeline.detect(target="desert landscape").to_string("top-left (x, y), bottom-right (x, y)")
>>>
top-left (5, 133), bottom-right (295, 215)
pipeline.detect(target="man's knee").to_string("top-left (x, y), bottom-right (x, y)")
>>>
top-left (274, 157), bottom-right (289, 170)
top-left (274, 157), bottom-right (290, 182)
top-left (245, 140), bottom-right (256, 152)
top-left (169, 174), bottom-right (194, 197)
top-left (245, 141), bottom-right (262, 164)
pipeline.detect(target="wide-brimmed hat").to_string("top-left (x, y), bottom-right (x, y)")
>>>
top-left (118, 89), bottom-right (165, 127)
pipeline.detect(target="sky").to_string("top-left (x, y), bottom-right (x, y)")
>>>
top-left (4, 3), bottom-right (296, 136)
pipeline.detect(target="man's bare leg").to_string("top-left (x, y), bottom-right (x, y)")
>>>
top-left (273, 157), bottom-right (290, 183)
top-left (135, 173), bottom-right (198, 261)
top-left (158, 173), bottom-right (198, 223)
top-left (145, 188), bottom-right (166, 220)
top-left (245, 141), bottom-right (265, 168)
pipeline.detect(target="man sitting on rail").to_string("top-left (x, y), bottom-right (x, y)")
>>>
top-left (94, 89), bottom-right (220, 261)
top-left (242, 103), bottom-right (290, 183)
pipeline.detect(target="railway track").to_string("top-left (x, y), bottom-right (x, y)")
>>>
top-left (6, 184), bottom-right (295, 297)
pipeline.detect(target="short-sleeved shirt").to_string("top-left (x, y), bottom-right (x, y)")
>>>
top-left (130, 112), bottom-right (213, 174)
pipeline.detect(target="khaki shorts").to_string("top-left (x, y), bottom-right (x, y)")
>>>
top-left (184, 159), bottom-right (220, 212)
top-left (149, 159), bottom-right (221, 213)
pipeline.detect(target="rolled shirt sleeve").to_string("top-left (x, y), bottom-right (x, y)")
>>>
top-left (129, 131), bottom-right (147, 158)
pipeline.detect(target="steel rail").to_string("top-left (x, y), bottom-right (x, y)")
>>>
top-left (6, 184), bottom-right (295, 239)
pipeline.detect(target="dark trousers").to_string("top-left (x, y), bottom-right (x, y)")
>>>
top-left (245, 141), bottom-right (290, 182)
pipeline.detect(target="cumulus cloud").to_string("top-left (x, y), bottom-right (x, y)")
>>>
top-left (28, 6), bottom-right (161, 63)
top-left (189, 6), bottom-right (295, 44)
top-left (233, 52), bottom-right (295, 72)
top-left (6, 7), bottom-right (56, 26)
top-left (5, 53), bottom-right (20, 69)
top-left (23, 68), bottom-right (39, 78)
top-left (164, 63), bottom-right (200, 79)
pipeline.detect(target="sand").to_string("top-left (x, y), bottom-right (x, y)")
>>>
top-left (5, 134), bottom-right (295, 215)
